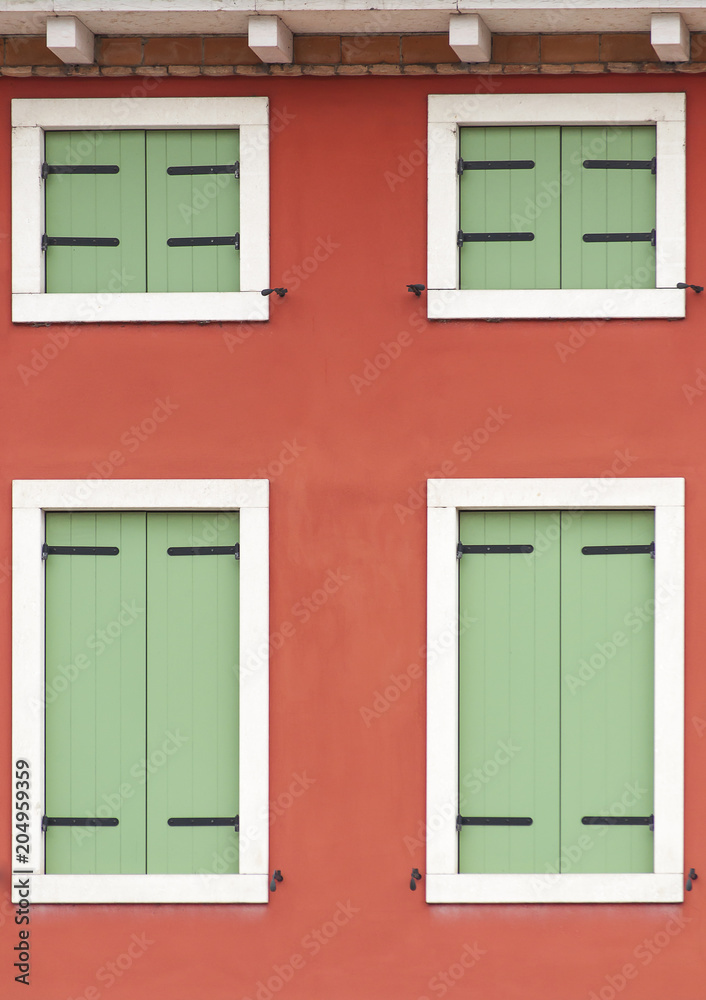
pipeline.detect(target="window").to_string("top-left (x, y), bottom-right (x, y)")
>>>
top-left (12, 480), bottom-right (269, 904)
top-left (427, 93), bottom-right (686, 320)
top-left (12, 98), bottom-right (269, 324)
top-left (426, 478), bottom-right (684, 904)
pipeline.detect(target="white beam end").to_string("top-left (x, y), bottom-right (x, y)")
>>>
top-left (449, 14), bottom-right (491, 63)
top-left (247, 16), bottom-right (293, 64)
top-left (46, 16), bottom-right (95, 64)
top-left (651, 13), bottom-right (690, 62)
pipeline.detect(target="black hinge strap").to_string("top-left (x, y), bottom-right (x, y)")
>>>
top-left (583, 157), bottom-right (656, 174)
top-left (458, 542), bottom-right (533, 558)
top-left (168, 816), bottom-right (239, 830)
top-left (457, 815), bottom-right (533, 830)
top-left (458, 231), bottom-right (534, 246)
top-left (42, 816), bottom-right (119, 830)
top-left (458, 158), bottom-right (535, 174)
top-left (167, 544), bottom-right (239, 558)
top-left (167, 162), bottom-right (239, 178)
top-left (583, 230), bottom-right (656, 246)
top-left (167, 234), bottom-right (239, 249)
top-left (42, 163), bottom-right (120, 178)
top-left (582, 542), bottom-right (654, 557)
top-left (582, 814), bottom-right (654, 827)
top-left (42, 543), bottom-right (119, 559)
top-left (42, 236), bottom-right (120, 250)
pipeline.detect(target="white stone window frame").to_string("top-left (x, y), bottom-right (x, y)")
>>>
top-left (12, 97), bottom-right (270, 324)
top-left (426, 477), bottom-right (684, 904)
top-left (12, 479), bottom-right (269, 904)
top-left (427, 93), bottom-right (686, 320)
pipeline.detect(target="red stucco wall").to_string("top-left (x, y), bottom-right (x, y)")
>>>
top-left (1, 72), bottom-right (705, 999)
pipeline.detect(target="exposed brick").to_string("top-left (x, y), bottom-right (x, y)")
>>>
top-left (143, 37), bottom-right (202, 66)
top-left (0, 39), bottom-right (4, 65)
top-left (1, 66), bottom-right (32, 76)
top-left (135, 66), bottom-right (167, 75)
top-left (675, 63), bottom-right (706, 73)
top-left (302, 64), bottom-right (337, 75)
top-left (204, 37), bottom-right (259, 65)
top-left (270, 63), bottom-right (303, 75)
top-left (402, 35), bottom-right (458, 64)
top-left (97, 37), bottom-right (143, 66)
top-left (100, 66), bottom-right (135, 76)
top-left (436, 62), bottom-right (471, 75)
top-left (605, 62), bottom-right (639, 73)
top-left (600, 33), bottom-right (657, 63)
top-left (573, 63), bottom-right (607, 73)
top-left (235, 64), bottom-right (270, 75)
top-left (643, 63), bottom-right (671, 73)
top-left (342, 35), bottom-right (399, 64)
top-left (35, 66), bottom-right (66, 76)
top-left (403, 64), bottom-right (436, 75)
top-left (540, 64), bottom-right (573, 74)
top-left (691, 33), bottom-right (706, 61)
top-left (71, 65), bottom-right (101, 76)
top-left (508, 64), bottom-right (541, 74)
top-left (541, 34), bottom-right (599, 64)
top-left (492, 35), bottom-right (539, 64)
top-left (5, 36), bottom-right (62, 66)
top-left (369, 63), bottom-right (400, 74)
top-left (337, 64), bottom-right (368, 75)
top-left (294, 36), bottom-right (340, 64)
top-left (468, 64), bottom-right (502, 74)
top-left (202, 66), bottom-right (235, 76)
top-left (168, 65), bottom-right (201, 76)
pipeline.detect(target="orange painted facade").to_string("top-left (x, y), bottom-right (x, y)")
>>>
top-left (1, 72), bottom-right (705, 999)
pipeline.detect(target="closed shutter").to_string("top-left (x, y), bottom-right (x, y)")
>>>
top-left (458, 127), bottom-right (561, 291)
top-left (561, 126), bottom-right (656, 290)
top-left (45, 512), bottom-right (147, 874)
top-left (458, 511), bottom-right (561, 874)
top-left (146, 130), bottom-right (240, 293)
top-left (44, 131), bottom-right (147, 294)
top-left (146, 513), bottom-right (240, 874)
top-left (560, 510), bottom-right (654, 874)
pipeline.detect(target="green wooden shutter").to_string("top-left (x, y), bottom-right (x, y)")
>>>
top-left (459, 127), bottom-right (561, 291)
top-left (45, 513), bottom-right (147, 874)
top-left (458, 512), bottom-right (561, 874)
top-left (560, 511), bottom-right (654, 874)
top-left (145, 512), bottom-right (240, 874)
top-left (561, 126), bottom-right (656, 290)
top-left (145, 130), bottom-right (240, 293)
top-left (44, 131), bottom-right (147, 294)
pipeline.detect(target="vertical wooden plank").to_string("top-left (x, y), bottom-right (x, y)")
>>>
top-left (45, 512), bottom-right (147, 874)
top-left (146, 512), bottom-right (239, 874)
top-left (560, 510), bottom-right (655, 874)
top-left (459, 126), bottom-right (561, 290)
top-left (458, 511), bottom-right (560, 874)
top-left (561, 126), bottom-right (656, 290)
top-left (146, 130), bottom-right (240, 293)
top-left (44, 131), bottom-right (146, 294)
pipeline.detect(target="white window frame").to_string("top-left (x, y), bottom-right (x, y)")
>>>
top-left (426, 477), bottom-right (684, 904)
top-left (427, 93), bottom-right (686, 320)
top-left (12, 98), bottom-right (270, 324)
top-left (12, 479), bottom-right (269, 904)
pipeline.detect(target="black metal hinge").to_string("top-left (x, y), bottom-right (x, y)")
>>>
top-left (457, 815), bottom-right (533, 830)
top-left (458, 542), bottom-right (533, 558)
top-left (168, 816), bottom-right (239, 831)
top-left (583, 230), bottom-right (656, 246)
top-left (43, 816), bottom-right (119, 830)
top-left (458, 158), bottom-right (535, 175)
top-left (42, 235), bottom-right (120, 250)
top-left (167, 234), bottom-right (239, 249)
top-left (583, 157), bottom-right (656, 175)
top-left (582, 542), bottom-right (654, 558)
top-left (582, 814), bottom-right (654, 831)
top-left (167, 544), bottom-right (239, 558)
top-left (167, 162), bottom-right (239, 178)
top-left (458, 230), bottom-right (534, 246)
top-left (42, 543), bottom-right (119, 559)
top-left (42, 163), bottom-right (120, 179)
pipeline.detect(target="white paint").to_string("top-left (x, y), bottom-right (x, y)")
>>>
top-left (12, 479), bottom-right (270, 904)
top-left (248, 15), bottom-right (293, 63)
top-left (11, 98), bottom-right (270, 324)
top-left (46, 15), bottom-right (94, 63)
top-left (449, 14), bottom-right (491, 62)
top-left (427, 93), bottom-right (686, 320)
top-left (426, 477), bottom-right (684, 904)
top-left (651, 13), bottom-right (690, 62)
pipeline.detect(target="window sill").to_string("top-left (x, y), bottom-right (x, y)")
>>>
top-left (13, 873), bottom-right (269, 904)
top-left (427, 288), bottom-right (686, 321)
top-left (12, 292), bottom-right (269, 325)
top-left (425, 873), bottom-right (684, 904)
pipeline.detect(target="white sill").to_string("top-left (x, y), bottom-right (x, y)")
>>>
top-left (427, 288), bottom-right (686, 321)
top-left (425, 873), bottom-right (684, 904)
top-left (14, 874), bottom-right (269, 904)
top-left (12, 292), bottom-right (269, 325)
